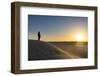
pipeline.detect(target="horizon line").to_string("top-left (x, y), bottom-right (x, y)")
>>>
top-left (28, 39), bottom-right (88, 42)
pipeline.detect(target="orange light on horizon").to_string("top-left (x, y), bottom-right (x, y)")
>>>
top-left (75, 33), bottom-right (86, 42)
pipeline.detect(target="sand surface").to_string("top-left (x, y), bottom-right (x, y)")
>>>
top-left (28, 40), bottom-right (88, 60)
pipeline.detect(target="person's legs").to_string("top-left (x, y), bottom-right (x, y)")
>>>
top-left (38, 36), bottom-right (40, 40)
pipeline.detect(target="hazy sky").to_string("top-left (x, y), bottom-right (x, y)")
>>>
top-left (28, 15), bottom-right (88, 41)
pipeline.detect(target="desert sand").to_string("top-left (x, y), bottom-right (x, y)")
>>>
top-left (28, 40), bottom-right (88, 60)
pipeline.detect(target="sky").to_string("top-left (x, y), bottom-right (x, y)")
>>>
top-left (28, 15), bottom-right (88, 42)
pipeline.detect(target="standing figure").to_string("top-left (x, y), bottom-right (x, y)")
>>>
top-left (38, 31), bottom-right (41, 40)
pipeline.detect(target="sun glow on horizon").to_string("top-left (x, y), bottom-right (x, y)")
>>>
top-left (28, 32), bottom-right (88, 42)
top-left (75, 33), bottom-right (85, 42)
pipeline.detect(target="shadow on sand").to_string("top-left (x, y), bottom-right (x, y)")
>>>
top-left (28, 40), bottom-right (88, 61)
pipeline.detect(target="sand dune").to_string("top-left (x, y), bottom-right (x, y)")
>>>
top-left (47, 42), bottom-right (80, 58)
top-left (50, 42), bottom-right (88, 58)
top-left (28, 40), bottom-right (74, 60)
top-left (28, 40), bottom-right (87, 60)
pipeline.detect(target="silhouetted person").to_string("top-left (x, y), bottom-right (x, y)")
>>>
top-left (38, 31), bottom-right (41, 40)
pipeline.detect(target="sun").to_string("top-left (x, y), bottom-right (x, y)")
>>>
top-left (75, 34), bottom-right (84, 42)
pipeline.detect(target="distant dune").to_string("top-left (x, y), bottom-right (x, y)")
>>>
top-left (28, 40), bottom-right (87, 60)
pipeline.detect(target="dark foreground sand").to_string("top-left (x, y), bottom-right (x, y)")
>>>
top-left (28, 40), bottom-right (88, 60)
